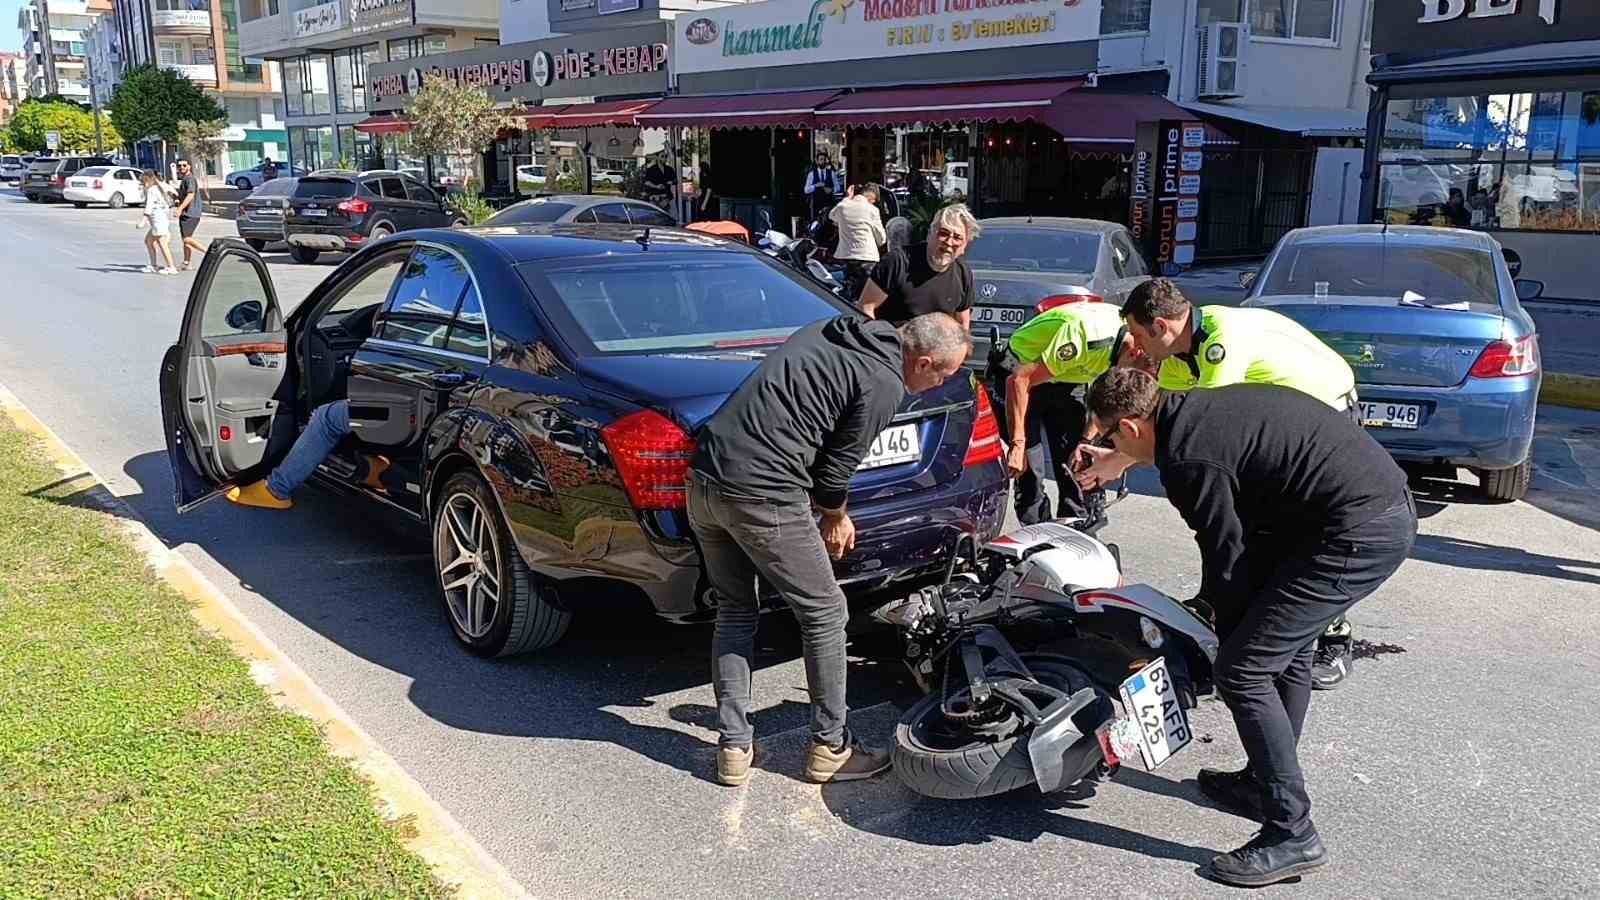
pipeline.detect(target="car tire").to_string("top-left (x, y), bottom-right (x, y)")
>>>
top-left (1478, 458), bottom-right (1531, 503)
top-left (451, 218), bottom-right (468, 228)
top-left (108, 192), bottom-right (126, 209)
top-left (72, 201), bottom-right (87, 209)
top-left (369, 224), bottom-right (393, 241)
top-left (289, 245), bottom-right (319, 264)
top-left (235, 177), bottom-right (252, 191)
top-left (24, 194), bottom-right (38, 203)
top-left (432, 471), bottom-right (571, 657)
top-left (245, 238), bottom-right (267, 251)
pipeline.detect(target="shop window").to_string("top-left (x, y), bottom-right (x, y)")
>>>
top-left (1100, 0), bottom-right (1151, 34)
top-left (1251, 0), bottom-right (1337, 43)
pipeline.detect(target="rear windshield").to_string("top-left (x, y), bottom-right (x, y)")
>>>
top-left (1260, 243), bottom-right (1500, 309)
top-left (489, 199), bottom-right (576, 225)
top-left (77, 167), bottom-right (111, 177)
top-left (29, 159), bottom-right (60, 172)
top-left (965, 227), bottom-right (1100, 273)
top-left (2, 156), bottom-right (18, 165)
top-left (250, 178), bottom-right (296, 197)
top-left (293, 177), bottom-right (357, 199)
top-left (521, 255), bottom-right (842, 355)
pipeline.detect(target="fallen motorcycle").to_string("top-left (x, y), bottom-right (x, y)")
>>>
top-left (878, 509), bottom-right (1220, 799)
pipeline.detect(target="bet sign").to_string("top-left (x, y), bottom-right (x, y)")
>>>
top-left (1417, 0), bottom-right (1556, 25)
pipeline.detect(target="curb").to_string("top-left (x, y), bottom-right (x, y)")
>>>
top-left (1542, 373), bottom-right (1600, 412)
top-left (0, 383), bottom-right (533, 900)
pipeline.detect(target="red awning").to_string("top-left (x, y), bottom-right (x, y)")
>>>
top-left (814, 80), bottom-right (1084, 127)
top-left (353, 114), bottom-right (411, 135)
top-left (634, 89), bottom-right (843, 130)
top-left (545, 99), bottom-right (658, 128)
top-left (1040, 92), bottom-right (1237, 146)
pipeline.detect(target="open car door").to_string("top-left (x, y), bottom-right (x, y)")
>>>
top-left (159, 239), bottom-right (294, 512)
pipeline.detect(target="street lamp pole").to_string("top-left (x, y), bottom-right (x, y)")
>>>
top-left (87, 53), bottom-right (104, 155)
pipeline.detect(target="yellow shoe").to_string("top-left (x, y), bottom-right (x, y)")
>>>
top-left (361, 455), bottom-right (391, 493)
top-left (226, 480), bottom-right (292, 509)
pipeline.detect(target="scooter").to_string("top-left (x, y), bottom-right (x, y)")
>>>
top-left (762, 229), bottom-right (845, 295)
top-left (877, 505), bottom-right (1220, 800)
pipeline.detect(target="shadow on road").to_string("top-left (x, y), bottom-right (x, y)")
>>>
top-left (1410, 533), bottom-right (1600, 586)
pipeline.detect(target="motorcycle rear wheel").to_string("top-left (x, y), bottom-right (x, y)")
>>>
top-left (893, 659), bottom-right (1110, 800)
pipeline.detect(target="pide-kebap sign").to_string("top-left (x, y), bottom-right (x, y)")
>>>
top-left (366, 23), bottom-right (670, 112)
top-left (674, 0), bottom-right (1100, 74)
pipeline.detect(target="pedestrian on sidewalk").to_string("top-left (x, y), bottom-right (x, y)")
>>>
top-left (690, 313), bottom-right (969, 787)
top-left (138, 170), bottom-right (178, 275)
top-left (173, 160), bottom-right (207, 270)
top-left (829, 183), bottom-right (886, 302)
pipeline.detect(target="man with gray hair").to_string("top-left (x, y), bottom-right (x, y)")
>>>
top-left (860, 203), bottom-right (980, 328)
top-left (690, 312), bottom-right (970, 787)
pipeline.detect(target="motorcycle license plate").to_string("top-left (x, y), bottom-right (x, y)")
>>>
top-left (1117, 657), bottom-right (1191, 769)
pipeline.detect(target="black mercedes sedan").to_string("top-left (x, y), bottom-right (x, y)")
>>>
top-left (161, 226), bottom-right (1007, 656)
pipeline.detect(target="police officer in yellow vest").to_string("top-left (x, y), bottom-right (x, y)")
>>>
top-left (1115, 278), bottom-right (1363, 689)
top-left (992, 300), bottom-right (1144, 525)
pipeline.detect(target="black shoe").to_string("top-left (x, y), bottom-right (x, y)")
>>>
top-left (1206, 829), bottom-right (1329, 887)
top-left (1312, 636), bottom-right (1353, 691)
top-left (1197, 766), bottom-right (1265, 821)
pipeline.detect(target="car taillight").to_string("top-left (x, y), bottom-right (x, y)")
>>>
top-left (52, 174), bottom-right (65, 187)
top-left (1468, 334), bottom-right (1539, 378)
top-left (964, 386), bottom-right (1003, 468)
top-left (602, 410), bottom-right (695, 511)
top-left (93, 179), bottom-right (103, 190)
top-left (338, 197), bottom-right (370, 215)
top-left (1035, 293), bottom-right (1106, 314)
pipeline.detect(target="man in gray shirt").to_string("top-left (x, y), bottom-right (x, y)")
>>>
top-left (173, 159), bottom-right (206, 269)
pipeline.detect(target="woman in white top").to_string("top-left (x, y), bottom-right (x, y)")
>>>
top-left (139, 170), bottom-right (178, 275)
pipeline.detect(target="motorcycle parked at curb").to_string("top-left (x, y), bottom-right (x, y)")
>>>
top-left (875, 504), bottom-right (1221, 800)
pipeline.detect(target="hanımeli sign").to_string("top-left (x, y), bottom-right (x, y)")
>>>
top-left (1372, 0), bottom-right (1600, 55)
top-left (674, 0), bottom-right (1101, 75)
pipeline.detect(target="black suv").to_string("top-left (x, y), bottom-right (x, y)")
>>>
top-left (284, 171), bottom-right (466, 263)
top-left (21, 155), bottom-right (114, 203)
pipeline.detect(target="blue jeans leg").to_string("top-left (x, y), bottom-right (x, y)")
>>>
top-left (266, 400), bottom-right (350, 500)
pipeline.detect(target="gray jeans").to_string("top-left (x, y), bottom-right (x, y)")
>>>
top-left (687, 471), bottom-right (849, 750)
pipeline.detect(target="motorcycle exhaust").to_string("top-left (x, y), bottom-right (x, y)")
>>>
top-left (1027, 687), bottom-right (1106, 794)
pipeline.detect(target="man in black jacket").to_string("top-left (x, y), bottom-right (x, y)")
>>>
top-left (690, 313), bottom-right (970, 788)
top-left (1085, 369), bottom-right (1415, 887)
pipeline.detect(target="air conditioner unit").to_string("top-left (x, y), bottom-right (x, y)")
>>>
top-left (1196, 22), bottom-right (1247, 100)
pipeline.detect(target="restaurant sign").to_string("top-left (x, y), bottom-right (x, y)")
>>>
top-left (367, 23), bottom-right (671, 111)
top-left (1372, 0), bottom-right (1600, 55)
top-left (674, 0), bottom-right (1100, 74)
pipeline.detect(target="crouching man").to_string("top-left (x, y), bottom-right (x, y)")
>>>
top-left (689, 313), bottom-right (970, 787)
top-left (1084, 369), bottom-right (1415, 887)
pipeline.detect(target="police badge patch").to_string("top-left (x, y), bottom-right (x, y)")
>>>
top-left (1057, 343), bottom-right (1078, 362)
top-left (1204, 343), bottom-right (1226, 364)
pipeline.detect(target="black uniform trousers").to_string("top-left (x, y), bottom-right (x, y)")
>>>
top-left (987, 373), bottom-right (1088, 525)
top-left (1212, 492), bottom-right (1416, 839)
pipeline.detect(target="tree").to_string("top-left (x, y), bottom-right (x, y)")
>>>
top-left (7, 98), bottom-right (122, 153)
top-left (408, 72), bottom-right (519, 188)
top-left (108, 64), bottom-right (224, 145)
top-left (176, 117), bottom-right (227, 191)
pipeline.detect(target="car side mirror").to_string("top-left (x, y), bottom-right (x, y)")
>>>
top-left (226, 300), bottom-right (264, 330)
top-left (1514, 278), bottom-right (1544, 301)
top-left (1239, 270), bottom-right (1257, 290)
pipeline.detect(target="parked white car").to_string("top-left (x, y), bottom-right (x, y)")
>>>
top-left (516, 164), bottom-right (548, 190)
top-left (62, 166), bottom-right (149, 208)
top-left (0, 155), bottom-right (24, 183)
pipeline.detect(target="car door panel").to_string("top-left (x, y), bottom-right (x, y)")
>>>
top-left (160, 240), bottom-right (291, 511)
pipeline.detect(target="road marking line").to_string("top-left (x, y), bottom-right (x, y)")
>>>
top-left (0, 381), bottom-right (533, 900)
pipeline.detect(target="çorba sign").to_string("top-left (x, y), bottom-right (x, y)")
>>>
top-left (370, 39), bottom-right (669, 103)
top-left (676, 0), bottom-right (1100, 74)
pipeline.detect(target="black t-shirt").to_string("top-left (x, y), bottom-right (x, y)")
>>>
top-left (868, 243), bottom-right (975, 325)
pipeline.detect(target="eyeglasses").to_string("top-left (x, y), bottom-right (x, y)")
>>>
top-left (934, 227), bottom-right (967, 245)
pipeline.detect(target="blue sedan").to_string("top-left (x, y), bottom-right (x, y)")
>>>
top-left (1243, 224), bottom-right (1541, 501)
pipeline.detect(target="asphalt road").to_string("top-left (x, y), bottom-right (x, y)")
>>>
top-left (2, 193), bottom-right (1598, 898)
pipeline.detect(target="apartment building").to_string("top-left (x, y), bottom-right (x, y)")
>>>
top-left (114, 0), bottom-right (285, 177)
top-left (235, 0), bottom-right (497, 169)
top-left (0, 53), bottom-right (25, 126)
top-left (84, 13), bottom-right (122, 104)
top-left (18, 0), bottom-right (114, 103)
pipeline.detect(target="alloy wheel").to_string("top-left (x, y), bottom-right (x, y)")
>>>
top-left (437, 490), bottom-right (502, 640)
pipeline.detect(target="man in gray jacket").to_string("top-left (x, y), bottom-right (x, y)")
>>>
top-left (689, 312), bottom-right (970, 787)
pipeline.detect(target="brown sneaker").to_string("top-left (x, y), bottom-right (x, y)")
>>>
top-left (804, 736), bottom-right (891, 783)
top-left (716, 745), bottom-right (754, 786)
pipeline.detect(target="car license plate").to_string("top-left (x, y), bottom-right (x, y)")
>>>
top-left (857, 423), bottom-right (920, 470)
top-left (300, 208), bottom-right (327, 217)
top-left (1116, 657), bottom-right (1191, 769)
top-left (972, 305), bottom-right (1027, 327)
top-left (1360, 401), bottom-right (1422, 429)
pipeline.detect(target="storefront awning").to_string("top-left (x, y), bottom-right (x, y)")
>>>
top-left (1179, 101), bottom-right (1369, 138)
top-left (815, 80), bottom-right (1086, 127)
top-left (542, 99), bottom-right (658, 129)
top-left (1044, 92), bottom-right (1236, 145)
top-left (353, 115), bottom-right (411, 135)
top-left (634, 90), bottom-right (843, 129)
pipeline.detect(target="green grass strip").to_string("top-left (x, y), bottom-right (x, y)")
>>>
top-left (1542, 373), bottom-right (1600, 412)
top-left (0, 420), bottom-right (449, 900)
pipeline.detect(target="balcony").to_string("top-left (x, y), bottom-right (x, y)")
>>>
top-left (152, 9), bottom-right (213, 33)
top-left (160, 61), bottom-right (218, 84)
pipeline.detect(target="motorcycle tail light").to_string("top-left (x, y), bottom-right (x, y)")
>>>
top-left (1139, 615), bottom-right (1165, 649)
top-left (603, 410), bottom-right (695, 511)
top-left (1036, 293), bottom-right (1106, 314)
top-left (963, 385), bottom-right (1003, 468)
top-left (1469, 334), bottom-right (1539, 378)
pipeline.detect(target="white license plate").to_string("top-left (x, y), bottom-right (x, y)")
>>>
top-left (1117, 657), bottom-right (1192, 769)
top-left (972, 305), bottom-right (1028, 326)
top-left (1360, 401), bottom-right (1422, 429)
top-left (300, 208), bottom-right (328, 217)
top-left (69, 180), bottom-right (87, 187)
top-left (857, 423), bottom-right (920, 470)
